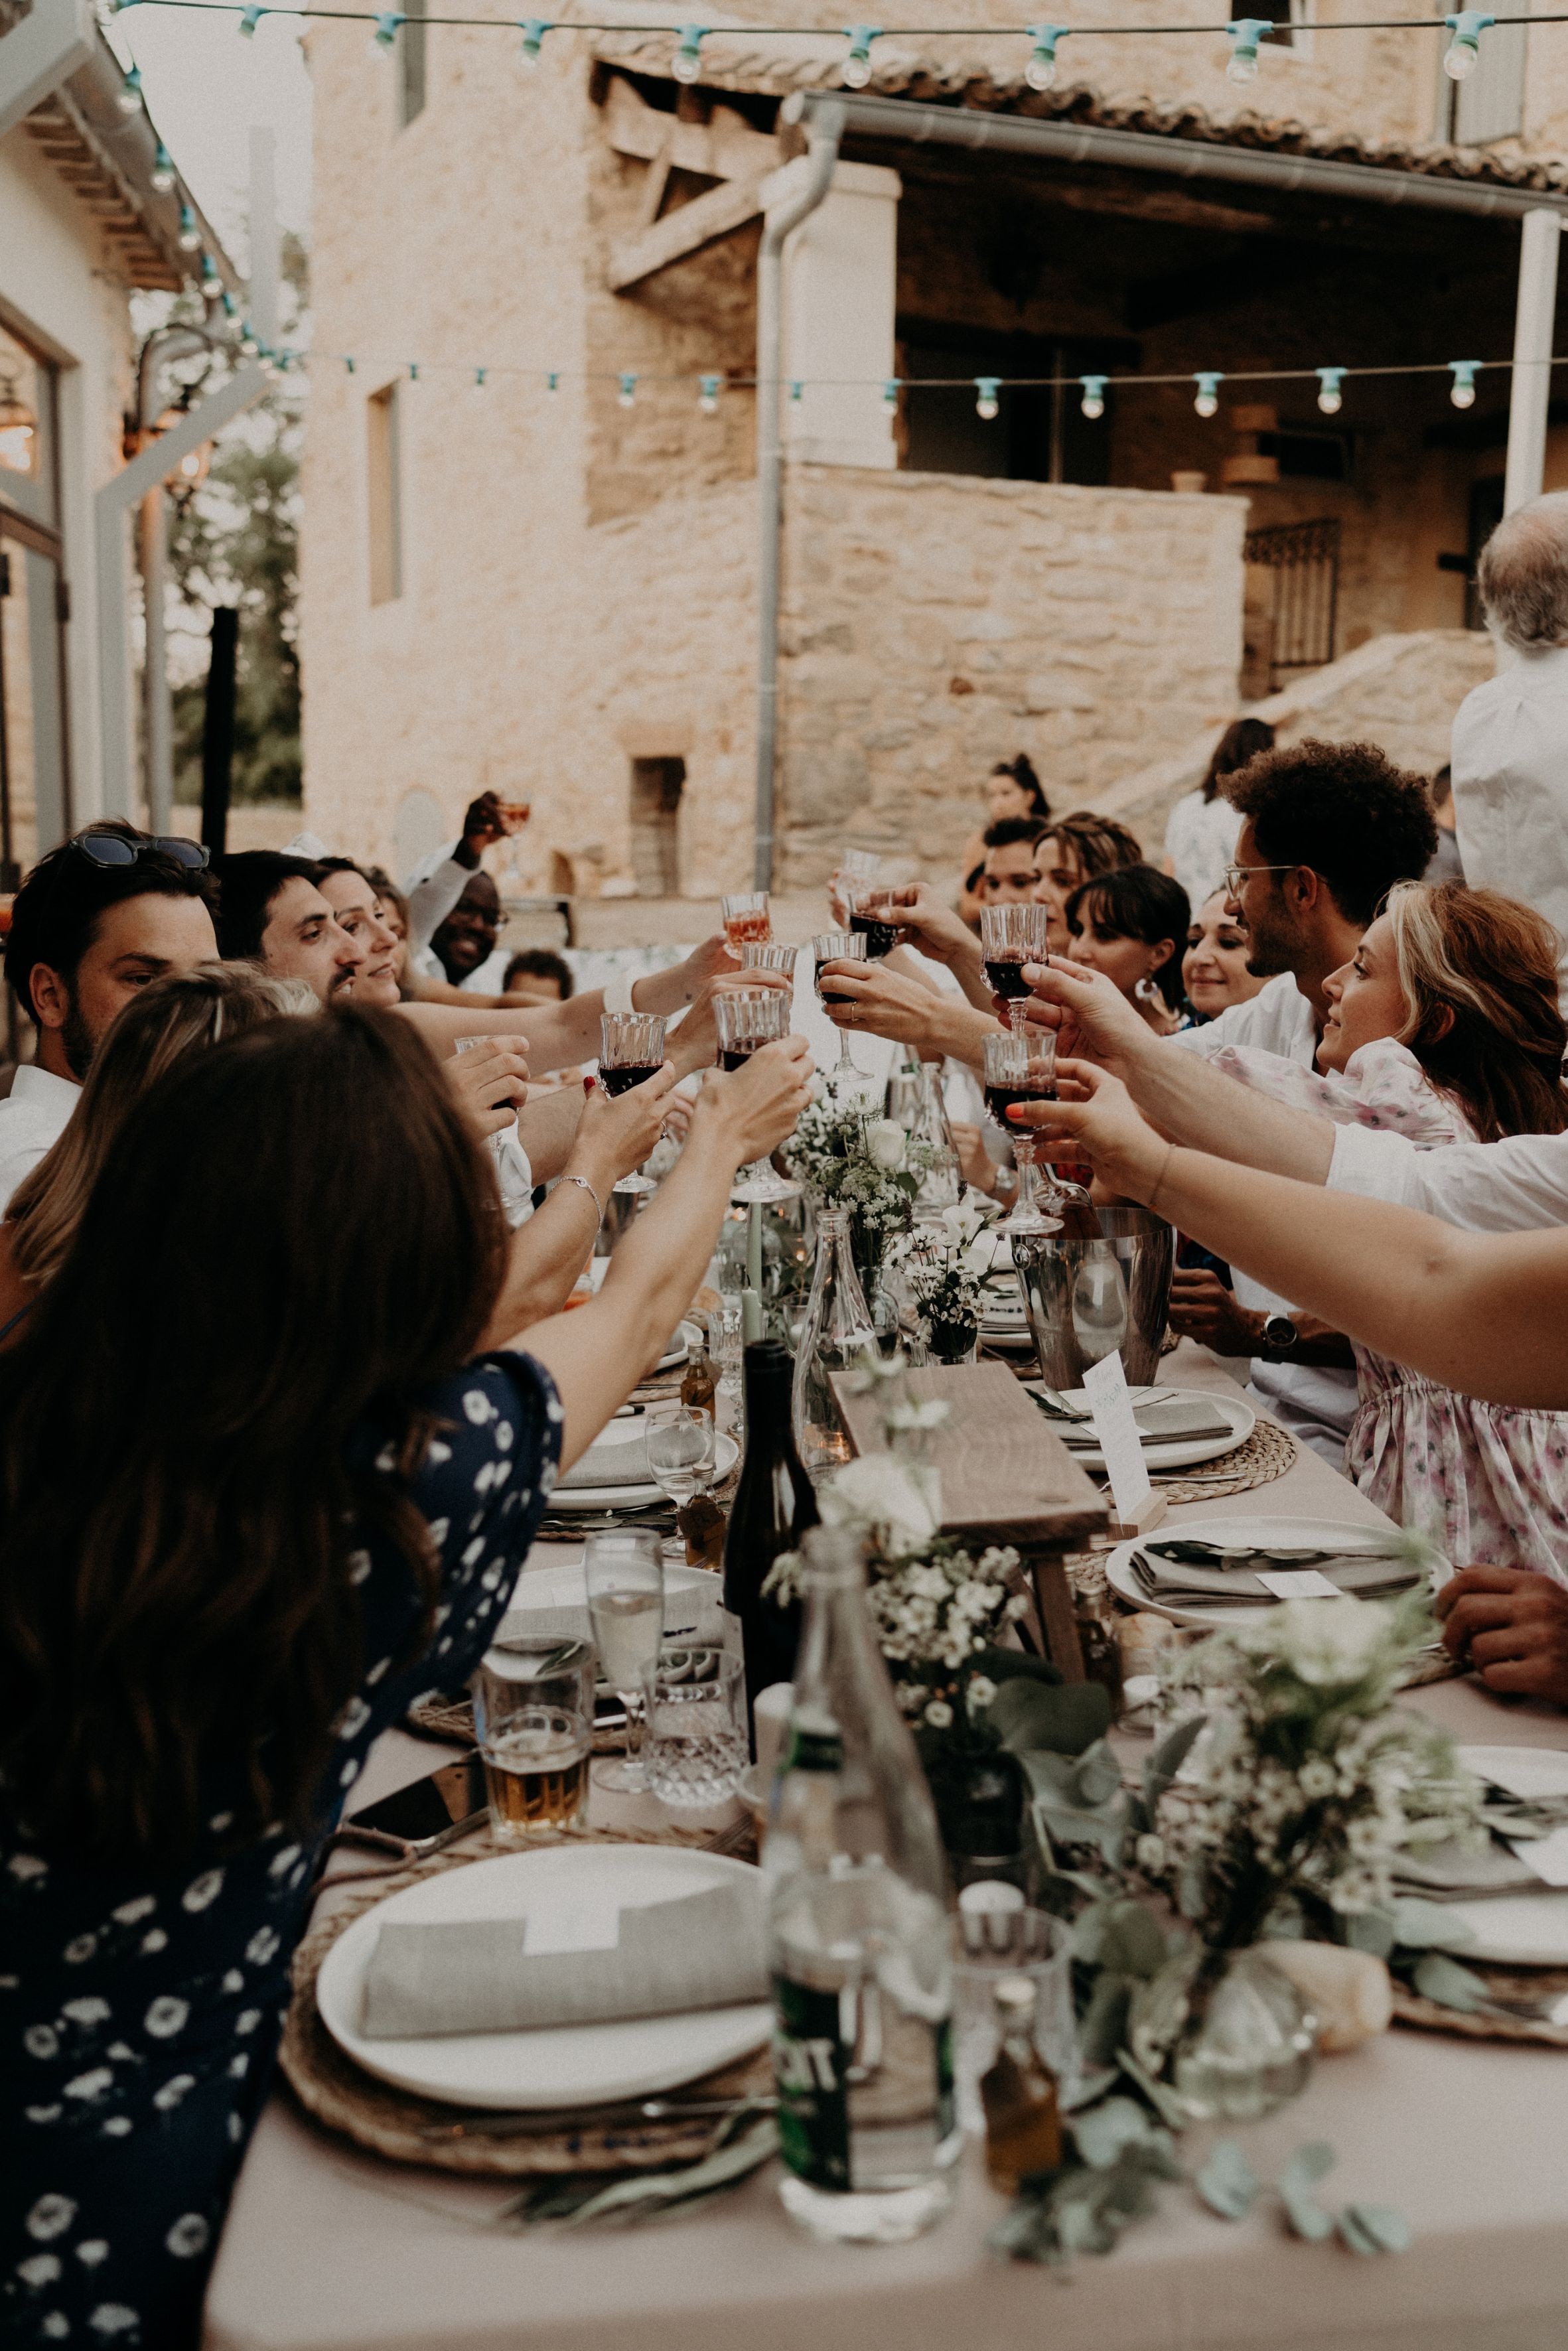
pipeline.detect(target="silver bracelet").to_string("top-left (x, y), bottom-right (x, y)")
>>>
top-left (563, 1173), bottom-right (604, 1224)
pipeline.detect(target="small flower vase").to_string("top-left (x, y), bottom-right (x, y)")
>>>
top-left (925, 1317), bottom-right (979, 1366)
top-left (1130, 1946), bottom-right (1317, 2124)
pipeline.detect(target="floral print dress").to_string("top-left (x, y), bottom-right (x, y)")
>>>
top-left (1, 1350), bottom-right (561, 2350)
top-left (1212, 1037), bottom-right (1568, 1581)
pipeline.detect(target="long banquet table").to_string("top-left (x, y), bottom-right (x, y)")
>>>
top-left (202, 1347), bottom-right (1568, 2351)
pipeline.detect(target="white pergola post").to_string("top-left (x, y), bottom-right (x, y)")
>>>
top-left (1504, 207), bottom-right (1563, 515)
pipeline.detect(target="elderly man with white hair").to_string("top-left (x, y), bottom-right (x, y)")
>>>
top-left (1451, 490), bottom-right (1568, 989)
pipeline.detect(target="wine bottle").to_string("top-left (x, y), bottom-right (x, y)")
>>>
top-left (766, 1526), bottom-right (958, 2242)
top-left (721, 1338), bottom-right (820, 1727)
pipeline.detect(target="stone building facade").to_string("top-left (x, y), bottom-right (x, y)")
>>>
top-left (299, 3), bottom-right (1568, 893)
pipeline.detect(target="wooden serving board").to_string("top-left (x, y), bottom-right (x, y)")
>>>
top-left (829, 1363), bottom-right (1109, 1679)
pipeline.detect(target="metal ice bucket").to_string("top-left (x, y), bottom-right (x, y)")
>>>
top-left (1009, 1206), bottom-right (1175, 1389)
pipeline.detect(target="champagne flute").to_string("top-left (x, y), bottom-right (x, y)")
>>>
top-left (983, 1027), bottom-right (1062, 1236)
top-left (716, 987), bottom-right (802, 1204)
top-left (721, 891), bottom-right (772, 957)
top-left (980, 901), bottom-right (1048, 1003)
top-left (812, 930), bottom-right (869, 1076)
top-left (644, 1404), bottom-right (718, 1564)
top-left (584, 1528), bottom-right (665, 1793)
top-left (599, 1011), bottom-right (667, 1196)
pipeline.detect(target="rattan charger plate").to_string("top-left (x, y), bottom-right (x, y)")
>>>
top-left (280, 1824), bottom-right (774, 2177)
top-left (1392, 1963), bottom-right (1568, 2048)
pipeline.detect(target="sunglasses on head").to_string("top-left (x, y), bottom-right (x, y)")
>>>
top-left (73, 832), bottom-right (210, 873)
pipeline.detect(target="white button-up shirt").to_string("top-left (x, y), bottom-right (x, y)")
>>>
top-left (0, 1065), bottom-right (80, 1214)
top-left (1452, 642), bottom-right (1568, 997)
top-left (1328, 1119), bottom-right (1568, 1232)
top-left (1170, 973), bottom-right (1358, 1465)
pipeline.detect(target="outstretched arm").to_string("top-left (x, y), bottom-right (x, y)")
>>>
top-left (1009, 1064), bottom-right (1568, 1410)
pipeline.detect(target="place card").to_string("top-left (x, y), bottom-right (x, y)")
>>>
top-left (1511, 1827), bottom-right (1568, 1888)
top-left (1082, 1353), bottom-right (1165, 1536)
top-left (1254, 1569), bottom-right (1342, 1601)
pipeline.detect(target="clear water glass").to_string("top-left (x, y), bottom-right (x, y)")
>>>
top-left (644, 1403), bottom-right (717, 1562)
top-left (642, 1646), bottom-right (748, 1809)
top-left (583, 1528), bottom-right (665, 1792)
top-left (952, 1895), bottom-right (1076, 2133)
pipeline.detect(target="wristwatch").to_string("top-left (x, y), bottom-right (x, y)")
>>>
top-left (1261, 1312), bottom-right (1299, 1360)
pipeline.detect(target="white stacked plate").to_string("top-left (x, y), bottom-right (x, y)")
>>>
top-left (1104, 1512), bottom-right (1427, 1632)
top-left (317, 1844), bottom-right (770, 2108)
top-left (546, 1415), bottom-right (738, 1515)
top-left (1444, 1746), bottom-right (1568, 1969)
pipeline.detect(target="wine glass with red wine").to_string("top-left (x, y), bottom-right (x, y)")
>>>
top-left (812, 931), bottom-right (869, 1077)
top-left (721, 891), bottom-right (772, 958)
top-left (715, 987), bottom-right (802, 1203)
top-left (848, 887), bottom-right (899, 961)
top-left (599, 1011), bottom-right (668, 1195)
top-left (982, 1027), bottom-right (1061, 1236)
top-left (980, 902), bottom-right (1048, 1004)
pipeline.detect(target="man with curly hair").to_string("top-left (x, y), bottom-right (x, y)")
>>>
top-left (1165, 739), bottom-right (1437, 1462)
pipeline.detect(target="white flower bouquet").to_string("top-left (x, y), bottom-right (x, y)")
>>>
top-left (893, 1194), bottom-right (996, 1356)
top-left (785, 1096), bottom-right (926, 1270)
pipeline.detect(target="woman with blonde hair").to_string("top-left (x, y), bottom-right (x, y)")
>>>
top-left (1052, 882), bottom-right (1568, 1575)
top-left (0, 963), bottom-right (313, 1336)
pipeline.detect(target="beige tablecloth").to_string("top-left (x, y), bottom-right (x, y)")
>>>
top-left (203, 1348), bottom-right (1568, 2351)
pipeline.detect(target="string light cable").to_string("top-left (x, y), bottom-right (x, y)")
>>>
top-left (101, 0), bottom-right (1548, 100)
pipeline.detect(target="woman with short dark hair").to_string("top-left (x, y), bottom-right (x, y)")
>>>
top-left (0, 1007), bottom-right (810, 2348)
top-left (1064, 863), bottom-right (1192, 1033)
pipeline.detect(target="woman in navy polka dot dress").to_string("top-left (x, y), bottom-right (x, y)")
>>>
top-left (1, 1005), bottom-right (813, 2348)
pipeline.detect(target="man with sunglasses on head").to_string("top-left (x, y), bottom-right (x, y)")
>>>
top-left (0, 822), bottom-right (219, 1210)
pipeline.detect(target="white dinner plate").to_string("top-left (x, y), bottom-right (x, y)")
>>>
top-left (1439, 1890), bottom-right (1568, 1967)
top-left (500, 1559), bottom-right (726, 1648)
top-left (317, 1844), bottom-right (770, 2109)
top-left (654, 1318), bottom-right (704, 1374)
top-left (1458, 1746), bottom-right (1568, 1802)
top-left (1104, 1513), bottom-right (1419, 1632)
top-left (1034, 1384), bottom-right (1255, 1473)
top-left (548, 1429), bottom-right (738, 1514)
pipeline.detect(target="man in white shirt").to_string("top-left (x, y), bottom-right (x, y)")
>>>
top-left (404, 794), bottom-right (516, 991)
top-left (1451, 491), bottom-right (1568, 993)
top-left (0, 823), bottom-right (220, 1209)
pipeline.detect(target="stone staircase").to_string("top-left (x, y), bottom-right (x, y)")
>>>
top-left (1086, 628), bottom-right (1497, 858)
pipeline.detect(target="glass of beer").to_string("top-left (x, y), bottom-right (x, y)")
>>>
top-left (471, 1638), bottom-right (595, 1840)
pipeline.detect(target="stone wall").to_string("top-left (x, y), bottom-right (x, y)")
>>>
top-left (1092, 627), bottom-right (1496, 856)
top-left (774, 470), bottom-right (1246, 883)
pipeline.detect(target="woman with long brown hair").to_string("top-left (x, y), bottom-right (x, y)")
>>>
top-left (0, 1007), bottom-right (810, 2348)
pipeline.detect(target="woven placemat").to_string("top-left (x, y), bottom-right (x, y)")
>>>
top-left (1392, 1963), bottom-right (1568, 2048)
top-left (1146, 1416), bottom-right (1299, 1504)
top-left (279, 1823), bottom-right (774, 2178)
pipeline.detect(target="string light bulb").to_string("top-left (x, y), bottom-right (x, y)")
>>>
top-left (342, 353), bottom-right (355, 372)
top-left (1226, 18), bottom-right (1269, 84)
top-left (516, 16), bottom-right (549, 66)
top-left (618, 372), bottom-right (638, 407)
top-left (788, 380), bottom-right (804, 403)
top-left (177, 202), bottom-right (200, 252)
top-left (200, 251), bottom-right (222, 299)
top-left (407, 361), bottom-right (421, 386)
top-left (1315, 366), bottom-right (1345, 415)
top-left (881, 378), bottom-right (900, 416)
top-left (672, 25), bottom-right (707, 83)
top-left (1024, 25), bottom-right (1064, 91)
top-left (1449, 358), bottom-right (1480, 409)
top-left (1193, 371), bottom-right (1222, 419)
top-left (368, 11), bottom-right (403, 58)
top-left (699, 374), bottom-right (721, 415)
top-left (238, 4), bottom-right (265, 34)
top-left (472, 367), bottom-right (487, 393)
top-left (841, 25), bottom-right (880, 88)
top-left (150, 141), bottom-right (175, 192)
top-left (545, 370), bottom-right (560, 392)
top-left (1080, 374), bottom-right (1107, 420)
top-left (1443, 10), bottom-right (1494, 80)
top-left (240, 322), bottom-right (260, 356)
top-left (974, 376), bottom-right (1001, 421)
top-left (116, 63), bottom-right (143, 113)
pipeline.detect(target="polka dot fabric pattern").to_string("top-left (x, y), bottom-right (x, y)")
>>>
top-left (1, 1350), bottom-right (561, 2349)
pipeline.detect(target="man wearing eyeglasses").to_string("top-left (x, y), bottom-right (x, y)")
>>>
top-left (0, 823), bottom-right (219, 1211)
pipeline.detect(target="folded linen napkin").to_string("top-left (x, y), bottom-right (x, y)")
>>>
top-left (556, 1432), bottom-right (654, 1492)
top-left (1130, 1544), bottom-right (1419, 1608)
top-left (1059, 1399), bottom-right (1235, 1449)
top-left (358, 1877), bottom-right (768, 2040)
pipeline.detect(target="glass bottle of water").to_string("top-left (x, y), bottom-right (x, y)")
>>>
top-left (765, 1526), bottom-right (959, 2244)
top-left (910, 1062), bottom-right (961, 1214)
top-left (790, 1209), bottom-right (876, 1473)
